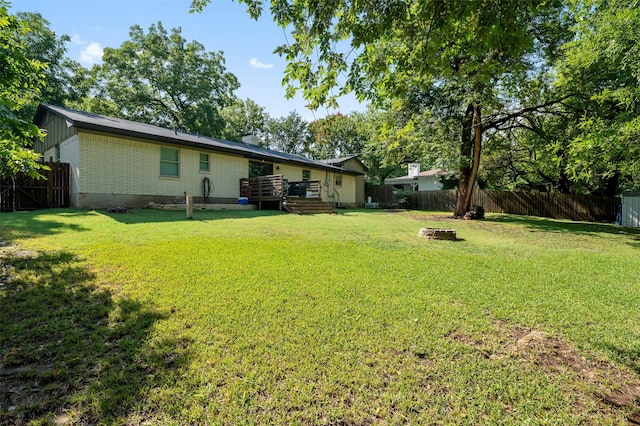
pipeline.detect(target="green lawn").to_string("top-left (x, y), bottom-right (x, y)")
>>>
top-left (1, 208), bottom-right (640, 424)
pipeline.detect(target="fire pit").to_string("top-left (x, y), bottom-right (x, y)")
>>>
top-left (419, 228), bottom-right (457, 240)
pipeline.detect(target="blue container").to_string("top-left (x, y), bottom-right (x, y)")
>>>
top-left (237, 197), bottom-right (249, 205)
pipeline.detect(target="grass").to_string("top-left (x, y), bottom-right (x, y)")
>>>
top-left (1, 208), bottom-right (640, 424)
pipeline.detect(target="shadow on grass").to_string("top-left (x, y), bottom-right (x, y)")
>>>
top-left (483, 214), bottom-right (640, 238)
top-left (0, 246), bottom-right (190, 423)
top-left (600, 344), bottom-right (640, 379)
top-left (100, 208), bottom-right (287, 225)
top-left (0, 209), bottom-right (92, 241)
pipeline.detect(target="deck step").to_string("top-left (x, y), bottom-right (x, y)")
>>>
top-left (283, 197), bottom-right (336, 214)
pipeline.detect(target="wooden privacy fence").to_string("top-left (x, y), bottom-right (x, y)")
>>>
top-left (366, 185), bottom-right (619, 222)
top-left (0, 162), bottom-right (70, 212)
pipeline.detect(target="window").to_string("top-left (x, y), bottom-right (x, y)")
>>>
top-left (335, 173), bottom-right (343, 187)
top-left (199, 153), bottom-right (210, 172)
top-left (249, 161), bottom-right (273, 178)
top-left (160, 147), bottom-right (179, 177)
top-left (302, 169), bottom-right (311, 181)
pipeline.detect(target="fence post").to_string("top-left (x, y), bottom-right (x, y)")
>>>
top-left (186, 194), bottom-right (193, 219)
top-left (47, 159), bottom-right (54, 208)
top-left (11, 175), bottom-right (16, 213)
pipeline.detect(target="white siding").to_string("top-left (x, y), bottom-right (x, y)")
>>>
top-left (418, 176), bottom-right (444, 191)
top-left (44, 135), bottom-right (81, 205)
top-left (45, 128), bottom-right (361, 208)
top-left (79, 131), bottom-right (248, 198)
top-left (210, 153), bottom-right (248, 198)
top-left (621, 196), bottom-right (640, 228)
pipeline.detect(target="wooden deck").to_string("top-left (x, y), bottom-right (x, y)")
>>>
top-left (239, 176), bottom-right (332, 213)
top-left (283, 198), bottom-right (336, 215)
top-left (240, 174), bottom-right (286, 210)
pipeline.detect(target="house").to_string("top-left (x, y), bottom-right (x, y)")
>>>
top-left (319, 155), bottom-right (367, 207)
top-left (384, 169), bottom-right (445, 191)
top-left (33, 104), bottom-right (364, 210)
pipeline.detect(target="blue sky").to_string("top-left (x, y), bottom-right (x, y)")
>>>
top-left (11, 0), bottom-right (366, 122)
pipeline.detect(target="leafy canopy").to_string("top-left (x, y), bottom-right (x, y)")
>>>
top-left (193, 0), bottom-right (564, 110)
top-left (0, 2), bottom-right (46, 178)
top-left (13, 11), bottom-right (85, 121)
top-left (84, 22), bottom-right (239, 137)
top-left (220, 98), bottom-right (270, 142)
top-left (264, 111), bottom-right (308, 154)
top-left (307, 113), bottom-right (366, 160)
top-left (554, 0), bottom-right (640, 193)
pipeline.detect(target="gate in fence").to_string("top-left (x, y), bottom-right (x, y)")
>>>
top-left (0, 162), bottom-right (70, 212)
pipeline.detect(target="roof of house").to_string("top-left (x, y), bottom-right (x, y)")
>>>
top-left (384, 168), bottom-right (445, 185)
top-left (34, 104), bottom-right (363, 175)
top-left (319, 155), bottom-right (368, 172)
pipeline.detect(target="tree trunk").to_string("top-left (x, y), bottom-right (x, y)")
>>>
top-left (602, 169), bottom-right (620, 197)
top-left (11, 175), bottom-right (16, 213)
top-left (454, 103), bottom-right (482, 217)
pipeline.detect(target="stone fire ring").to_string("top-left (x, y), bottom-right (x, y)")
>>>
top-left (419, 228), bottom-right (457, 240)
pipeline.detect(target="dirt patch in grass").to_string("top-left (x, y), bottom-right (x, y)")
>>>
top-left (507, 325), bottom-right (640, 424)
top-left (406, 213), bottom-right (457, 222)
top-left (450, 320), bottom-right (640, 423)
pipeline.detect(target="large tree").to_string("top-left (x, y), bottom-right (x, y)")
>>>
top-left (263, 111), bottom-right (308, 154)
top-left (13, 11), bottom-right (86, 121)
top-left (86, 22), bottom-right (239, 137)
top-left (0, 2), bottom-right (45, 179)
top-left (554, 0), bottom-right (640, 195)
top-left (220, 98), bottom-right (270, 142)
top-left (307, 113), bottom-right (366, 160)
top-left (193, 0), bottom-right (569, 216)
top-left (478, 0), bottom-right (640, 196)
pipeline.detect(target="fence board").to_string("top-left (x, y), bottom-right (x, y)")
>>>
top-left (366, 184), bottom-right (619, 222)
top-left (0, 162), bottom-right (70, 212)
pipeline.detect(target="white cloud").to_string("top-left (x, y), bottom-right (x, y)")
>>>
top-left (249, 57), bottom-right (274, 70)
top-left (71, 33), bottom-right (86, 45)
top-left (70, 33), bottom-right (103, 66)
top-left (80, 42), bottom-right (104, 66)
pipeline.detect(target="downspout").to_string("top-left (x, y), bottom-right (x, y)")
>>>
top-left (324, 171), bottom-right (333, 204)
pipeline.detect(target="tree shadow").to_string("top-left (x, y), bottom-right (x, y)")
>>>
top-left (0, 209), bottom-right (91, 241)
top-left (601, 345), bottom-right (640, 379)
top-left (100, 208), bottom-right (287, 225)
top-left (483, 214), bottom-right (640, 238)
top-left (0, 246), bottom-right (190, 423)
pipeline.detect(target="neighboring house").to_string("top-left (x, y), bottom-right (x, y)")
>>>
top-left (384, 169), bottom-right (445, 191)
top-left (621, 194), bottom-right (640, 228)
top-left (319, 155), bottom-right (367, 207)
top-left (33, 104), bottom-right (364, 209)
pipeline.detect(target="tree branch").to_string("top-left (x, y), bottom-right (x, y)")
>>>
top-left (484, 94), bottom-right (574, 130)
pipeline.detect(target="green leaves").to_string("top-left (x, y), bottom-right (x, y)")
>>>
top-left (0, 2), bottom-right (46, 178)
top-left (264, 111), bottom-right (308, 154)
top-left (220, 98), bottom-right (270, 142)
top-left (552, 0), bottom-right (640, 193)
top-left (307, 113), bottom-right (366, 159)
top-left (87, 22), bottom-right (239, 137)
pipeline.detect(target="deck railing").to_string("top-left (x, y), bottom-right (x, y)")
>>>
top-left (305, 180), bottom-right (321, 198)
top-left (240, 174), bottom-right (285, 200)
top-left (239, 176), bottom-right (323, 209)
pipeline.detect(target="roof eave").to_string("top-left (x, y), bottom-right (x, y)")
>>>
top-left (73, 121), bottom-right (362, 175)
top-left (35, 104), bottom-right (364, 175)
